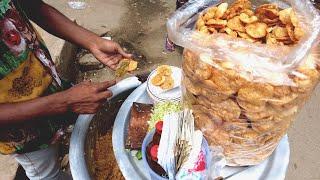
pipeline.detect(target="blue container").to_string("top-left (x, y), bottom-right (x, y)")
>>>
top-left (142, 129), bottom-right (211, 180)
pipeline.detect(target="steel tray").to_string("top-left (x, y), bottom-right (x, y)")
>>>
top-left (112, 82), bottom-right (290, 180)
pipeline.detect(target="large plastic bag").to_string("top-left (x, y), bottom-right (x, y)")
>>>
top-left (167, 0), bottom-right (320, 166)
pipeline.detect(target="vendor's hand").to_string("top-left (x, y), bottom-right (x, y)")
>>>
top-left (64, 80), bottom-right (115, 114)
top-left (89, 38), bottom-right (132, 70)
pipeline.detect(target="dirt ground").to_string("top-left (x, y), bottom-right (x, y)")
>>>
top-left (1, 0), bottom-right (320, 179)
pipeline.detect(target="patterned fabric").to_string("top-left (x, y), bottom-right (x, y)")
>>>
top-left (0, 0), bottom-right (75, 155)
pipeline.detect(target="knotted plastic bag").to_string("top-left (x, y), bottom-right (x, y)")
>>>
top-left (167, 0), bottom-right (320, 166)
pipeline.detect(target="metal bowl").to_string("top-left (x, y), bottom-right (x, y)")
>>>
top-left (69, 77), bottom-right (141, 180)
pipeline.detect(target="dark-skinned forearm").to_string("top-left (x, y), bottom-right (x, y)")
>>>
top-left (19, 0), bottom-right (100, 50)
top-left (0, 91), bottom-right (69, 126)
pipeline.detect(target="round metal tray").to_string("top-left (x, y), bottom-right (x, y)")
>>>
top-left (112, 82), bottom-right (290, 180)
top-left (69, 77), bottom-right (142, 180)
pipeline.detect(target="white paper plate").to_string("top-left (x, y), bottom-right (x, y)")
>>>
top-left (146, 66), bottom-right (182, 103)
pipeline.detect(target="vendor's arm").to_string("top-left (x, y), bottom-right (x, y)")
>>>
top-left (17, 0), bottom-right (131, 69)
top-left (0, 81), bottom-right (114, 126)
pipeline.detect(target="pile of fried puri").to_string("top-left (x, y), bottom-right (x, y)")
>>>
top-left (182, 0), bottom-right (320, 165)
top-left (195, 0), bottom-right (304, 45)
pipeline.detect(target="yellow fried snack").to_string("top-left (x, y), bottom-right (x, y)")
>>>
top-left (223, 119), bottom-right (248, 134)
top-left (193, 104), bottom-right (216, 119)
top-left (215, 3), bottom-right (229, 19)
top-left (255, 4), bottom-right (280, 26)
top-left (115, 58), bottom-right (138, 77)
top-left (291, 68), bottom-right (320, 93)
top-left (272, 26), bottom-right (290, 41)
top-left (273, 86), bottom-right (292, 97)
top-left (208, 27), bottom-right (218, 33)
top-left (188, 0), bottom-right (315, 166)
top-left (206, 19), bottom-right (228, 29)
top-left (239, 13), bottom-right (258, 24)
top-left (241, 9), bottom-right (254, 16)
top-left (245, 22), bottom-right (268, 38)
top-left (151, 65), bottom-right (175, 90)
top-left (279, 8), bottom-right (292, 25)
top-left (231, 129), bottom-right (260, 144)
top-left (115, 59), bottom-right (130, 77)
top-left (245, 109), bottom-right (275, 121)
top-left (274, 105), bottom-right (299, 120)
top-left (196, 94), bottom-right (214, 108)
top-left (161, 76), bottom-right (174, 90)
top-left (207, 6), bottom-right (218, 15)
top-left (151, 74), bottom-right (166, 86)
top-left (203, 73), bottom-right (237, 95)
top-left (199, 26), bottom-right (210, 34)
top-left (183, 50), bottom-right (198, 68)
top-left (266, 32), bottom-right (280, 45)
top-left (238, 84), bottom-right (274, 105)
top-left (256, 4), bottom-right (279, 17)
top-left (209, 128), bottom-right (231, 145)
top-left (252, 121), bottom-right (275, 133)
top-left (237, 99), bottom-right (266, 113)
top-left (193, 112), bottom-right (217, 131)
top-left (196, 0), bottom-right (302, 45)
top-left (227, 16), bottom-right (245, 32)
top-left (203, 12), bottom-right (215, 21)
top-left (196, 18), bottom-right (206, 30)
top-left (290, 10), bottom-right (299, 27)
top-left (269, 93), bottom-right (298, 106)
top-left (286, 24), bottom-right (299, 42)
top-left (294, 27), bottom-right (304, 41)
top-left (157, 65), bottom-right (172, 76)
top-left (238, 32), bottom-right (260, 43)
top-left (222, 0), bottom-right (252, 20)
top-left (200, 87), bottom-right (230, 103)
top-left (182, 63), bottom-right (195, 80)
top-left (210, 99), bottom-right (242, 121)
top-left (127, 60), bottom-right (138, 71)
top-left (183, 77), bottom-right (201, 96)
top-left (221, 27), bottom-right (238, 38)
top-left (203, 7), bottom-right (217, 21)
top-left (194, 61), bottom-right (213, 80)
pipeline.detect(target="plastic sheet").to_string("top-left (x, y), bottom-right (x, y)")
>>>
top-left (167, 0), bottom-right (320, 166)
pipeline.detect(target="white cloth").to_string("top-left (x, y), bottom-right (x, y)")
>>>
top-left (13, 145), bottom-right (72, 180)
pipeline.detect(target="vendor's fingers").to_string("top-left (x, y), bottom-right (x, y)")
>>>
top-left (116, 44), bottom-right (132, 58)
top-left (110, 64), bottom-right (117, 70)
top-left (96, 90), bottom-right (113, 101)
top-left (94, 52), bottom-right (108, 64)
top-left (71, 103), bottom-right (101, 114)
top-left (101, 54), bottom-right (121, 70)
top-left (95, 80), bottom-right (116, 91)
top-left (95, 53), bottom-right (118, 67)
top-left (106, 61), bottom-right (117, 70)
top-left (109, 54), bottom-right (122, 64)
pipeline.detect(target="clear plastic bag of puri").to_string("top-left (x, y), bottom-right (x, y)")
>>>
top-left (167, 0), bottom-right (320, 166)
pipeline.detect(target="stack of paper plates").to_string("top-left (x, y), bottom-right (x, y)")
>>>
top-left (146, 66), bottom-right (182, 103)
